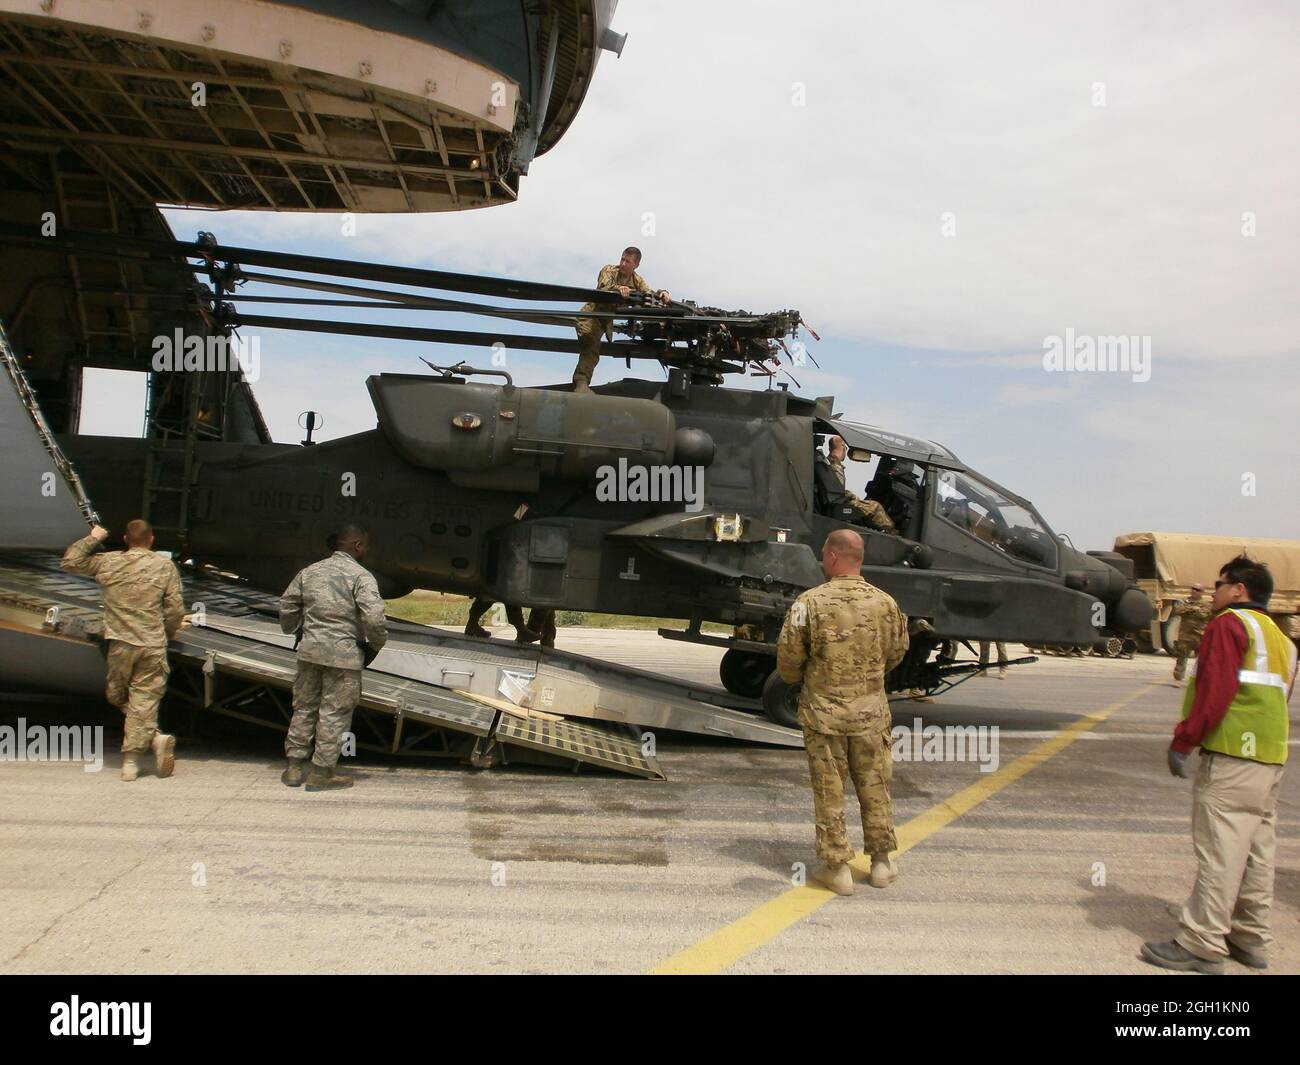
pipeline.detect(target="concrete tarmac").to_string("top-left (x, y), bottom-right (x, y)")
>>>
top-left (1, 633), bottom-right (1296, 974)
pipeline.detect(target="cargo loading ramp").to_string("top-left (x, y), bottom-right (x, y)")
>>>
top-left (195, 611), bottom-right (801, 749)
top-left (0, 547), bottom-right (801, 753)
top-left (168, 625), bottom-right (662, 779)
top-left (0, 552), bottom-right (662, 779)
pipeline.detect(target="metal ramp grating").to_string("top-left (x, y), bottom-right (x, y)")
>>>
top-left (493, 714), bottom-right (663, 779)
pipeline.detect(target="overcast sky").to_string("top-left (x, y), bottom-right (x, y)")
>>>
top-left (81, 1), bottom-right (1298, 550)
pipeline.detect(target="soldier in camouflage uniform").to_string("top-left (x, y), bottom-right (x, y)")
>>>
top-left (573, 247), bottom-right (670, 391)
top-left (1170, 583), bottom-right (1214, 685)
top-left (62, 520), bottom-right (185, 782)
top-left (1283, 613), bottom-right (1300, 651)
top-left (279, 523), bottom-right (388, 791)
top-left (824, 436), bottom-right (898, 535)
top-left (777, 528), bottom-right (910, 896)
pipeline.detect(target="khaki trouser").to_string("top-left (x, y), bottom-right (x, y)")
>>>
top-left (573, 329), bottom-right (602, 388)
top-left (105, 640), bottom-right (169, 752)
top-left (1176, 750), bottom-right (1284, 961)
top-left (286, 662), bottom-right (362, 768)
top-left (978, 641), bottom-right (1008, 667)
top-left (803, 724), bottom-right (896, 863)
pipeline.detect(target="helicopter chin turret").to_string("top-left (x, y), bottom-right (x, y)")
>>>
top-left (1064, 545), bottom-right (1155, 636)
top-left (1110, 586), bottom-right (1156, 633)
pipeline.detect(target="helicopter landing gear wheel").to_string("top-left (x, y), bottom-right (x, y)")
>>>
top-left (719, 649), bottom-right (772, 698)
top-left (761, 671), bottom-right (801, 729)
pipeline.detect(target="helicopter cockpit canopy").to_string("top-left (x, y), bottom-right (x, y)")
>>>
top-left (815, 419), bottom-right (963, 537)
top-left (934, 468), bottom-right (1059, 570)
top-left (826, 419), bottom-right (966, 472)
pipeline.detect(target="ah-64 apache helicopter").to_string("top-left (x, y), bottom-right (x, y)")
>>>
top-left (27, 226), bottom-right (1153, 728)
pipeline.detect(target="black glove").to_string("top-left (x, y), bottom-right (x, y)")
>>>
top-left (1167, 748), bottom-right (1192, 778)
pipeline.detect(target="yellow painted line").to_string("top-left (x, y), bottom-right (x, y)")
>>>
top-left (651, 683), bottom-right (1158, 975)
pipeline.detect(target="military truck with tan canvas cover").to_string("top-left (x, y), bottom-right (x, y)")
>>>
top-left (1113, 532), bottom-right (1300, 652)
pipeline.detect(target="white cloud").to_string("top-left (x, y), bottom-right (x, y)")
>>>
top-left (189, 2), bottom-right (1299, 363)
top-left (930, 352), bottom-right (1045, 370)
top-left (994, 381), bottom-right (1075, 407)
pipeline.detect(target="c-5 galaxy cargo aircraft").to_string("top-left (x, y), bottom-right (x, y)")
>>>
top-left (9, 227), bottom-right (1153, 728)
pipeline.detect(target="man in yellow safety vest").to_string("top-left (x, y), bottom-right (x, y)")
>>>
top-left (1141, 554), bottom-right (1297, 974)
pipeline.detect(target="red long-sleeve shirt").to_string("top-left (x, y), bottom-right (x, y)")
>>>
top-left (1171, 607), bottom-right (1251, 754)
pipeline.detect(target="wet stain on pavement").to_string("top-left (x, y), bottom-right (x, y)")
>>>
top-left (462, 773), bottom-right (676, 866)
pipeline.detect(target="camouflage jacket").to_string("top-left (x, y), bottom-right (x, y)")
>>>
top-left (827, 456), bottom-right (866, 506)
top-left (827, 457), bottom-right (897, 534)
top-left (577, 264), bottom-right (656, 338)
top-left (827, 456), bottom-right (850, 489)
top-left (279, 551), bottom-right (388, 669)
top-left (776, 574), bottom-right (909, 734)
top-left (61, 535), bottom-right (185, 649)
top-left (1175, 597), bottom-right (1215, 645)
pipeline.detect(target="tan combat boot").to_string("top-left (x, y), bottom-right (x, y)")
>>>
top-left (869, 853), bottom-right (898, 888)
top-left (281, 757), bottom-right (308, 787)
top-left (151, 733), bottom-right (176, 778)
top-left (810, 862), bottom-right (854, 896)
top-left (121, 752), bottom-right (139, 782)
top-left (304, 764), bottom-right (354, 792)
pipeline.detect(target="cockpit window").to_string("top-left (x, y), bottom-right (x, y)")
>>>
top-left (935, 470), bottom-right (1058, 569)
top-left (827, 419), bottom-right (963, 469)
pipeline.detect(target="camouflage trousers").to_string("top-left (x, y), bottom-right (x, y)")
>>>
top-left (573, 328), bottom-right (602, 388)
top-left (105, 640), bottom-right (169, 752)
top-left (286, 662), bottom-right (362, 768)
top-left (849, 497), bottom-right (894, 534)
top-left (1172, 640), bottom-right (1200, 681)
top-left (803, 724), bottom-right (897, 863)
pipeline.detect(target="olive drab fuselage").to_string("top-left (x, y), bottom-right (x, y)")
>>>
top-left (59, 373), bottom-right (1152, 691)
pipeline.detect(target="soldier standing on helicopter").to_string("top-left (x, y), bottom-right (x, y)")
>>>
top-left (573, 247), bottom-right (670, 391)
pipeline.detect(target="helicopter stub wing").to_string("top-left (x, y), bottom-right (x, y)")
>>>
top-left (608, 512), bottom-right (922, 569)
top-left (607, 512), bottom-right (824, 590)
